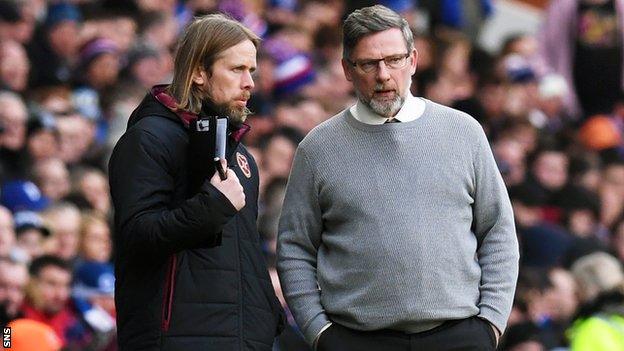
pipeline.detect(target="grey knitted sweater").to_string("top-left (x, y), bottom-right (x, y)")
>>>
top-left (277, 100), bottom-right (519, 345)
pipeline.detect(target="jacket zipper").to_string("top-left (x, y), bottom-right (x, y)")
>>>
top-left (229, 146), bottom-right (244, 350)
top-left (161, 254), bottom-right (178, 332)
top-left (235, 217), bottom-right (244, 350)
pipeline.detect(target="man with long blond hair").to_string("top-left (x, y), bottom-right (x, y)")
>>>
top-left (109, 14), bottom-right (283, 350)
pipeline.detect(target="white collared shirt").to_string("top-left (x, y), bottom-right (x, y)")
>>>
top-left (350, 93), bottom-right (425, 125)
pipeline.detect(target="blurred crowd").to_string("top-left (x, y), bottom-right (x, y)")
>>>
top-left (0, 0), bottom-right (623, 350)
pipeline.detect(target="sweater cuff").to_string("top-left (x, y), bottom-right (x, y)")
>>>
top-left (478, 306), bottom-right (507, 334)
top-left (304, 313), bottom-right (331, 347)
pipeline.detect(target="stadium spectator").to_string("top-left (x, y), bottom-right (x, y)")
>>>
top-left (0, 257), bottom-right (28, 324)
top-left (21, 255), bottom-right (88, 348)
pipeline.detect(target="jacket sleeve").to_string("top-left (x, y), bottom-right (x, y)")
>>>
top-left (471, 126), bottom-right (520, 334)
top-left (276, 146), bottom-right (330, 346)
top-left (109, 127), bottom-right (237, 258)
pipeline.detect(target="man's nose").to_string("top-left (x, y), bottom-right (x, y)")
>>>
top-left (375, 62), bottom-right (391, 82)
top-left (242, 70), bottom-right (254, 90)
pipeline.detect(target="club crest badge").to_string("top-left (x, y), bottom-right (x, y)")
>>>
top-left (236, 152), bottom-right (252, 178)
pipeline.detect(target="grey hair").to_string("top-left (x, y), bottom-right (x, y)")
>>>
top-left (0, 90), bottom-right (24, 106)
top-left (342, 5), bottom-right (414, 60)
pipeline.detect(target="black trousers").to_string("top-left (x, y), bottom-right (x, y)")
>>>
top-left (316, 316), bottom-right (496, 351)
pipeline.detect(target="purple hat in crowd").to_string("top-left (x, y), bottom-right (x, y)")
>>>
top-left (78, 37), bottom-right (119, 69)
top-left (264, 37), bottom-right (315, 98)
top-left (218, 0), bottom-right (268, 37)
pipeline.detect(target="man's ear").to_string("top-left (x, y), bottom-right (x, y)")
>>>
top-left (192, 67), bottom-right (207, 86)
top-left (341, 59), bottom-right (353, 82)
top-left (410, 48), bottom-right (418, 75)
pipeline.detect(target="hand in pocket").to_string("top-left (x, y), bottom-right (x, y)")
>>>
top-left (316, 324), bottom-right (335, 351)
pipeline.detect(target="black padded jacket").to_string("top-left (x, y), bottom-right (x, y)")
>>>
top-left (109, 91), bottom-right (283, 350)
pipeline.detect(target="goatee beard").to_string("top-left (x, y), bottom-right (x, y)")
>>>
top-left (356, 90), bottom-right (403, 118)
top-left (221, 104), bottom-right (252, 125)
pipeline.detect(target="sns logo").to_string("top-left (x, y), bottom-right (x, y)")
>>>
top-left (3, 327), bottom-right (10, 348)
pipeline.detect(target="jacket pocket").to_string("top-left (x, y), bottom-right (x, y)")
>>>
top-left (161, 254), bottom-right (178, 332)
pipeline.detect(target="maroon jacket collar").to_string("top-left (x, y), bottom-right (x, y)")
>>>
top-left (150, 84), bottom-right (250, 142)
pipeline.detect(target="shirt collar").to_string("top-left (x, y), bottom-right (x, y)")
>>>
top-left (350, 93), bottom-right (425, 125)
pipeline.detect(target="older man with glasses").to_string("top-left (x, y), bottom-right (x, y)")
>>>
top-left (277, 5), bottom-right (519, 351)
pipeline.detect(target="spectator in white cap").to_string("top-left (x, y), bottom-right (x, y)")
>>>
top-left (13, 210), bottom-right (50, 261)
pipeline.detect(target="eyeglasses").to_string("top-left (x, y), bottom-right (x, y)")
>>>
top-left (347, 53), bottom-right (411, 74)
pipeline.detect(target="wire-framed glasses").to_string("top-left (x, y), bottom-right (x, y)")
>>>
top-left (347, 53), bottom-right (411, 74)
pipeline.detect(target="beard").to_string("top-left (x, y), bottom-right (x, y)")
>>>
top-left (204, 89), bottom-right (252, 125)
top-left (216, 101), bottom-right (252, 125)
top-left (357, 83), bottom-right (405, 117)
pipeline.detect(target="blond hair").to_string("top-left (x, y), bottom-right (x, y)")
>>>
top-left (571, 252), bottom-right (624, 302)
top-left (167, 14), bottom-right (260, 114)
